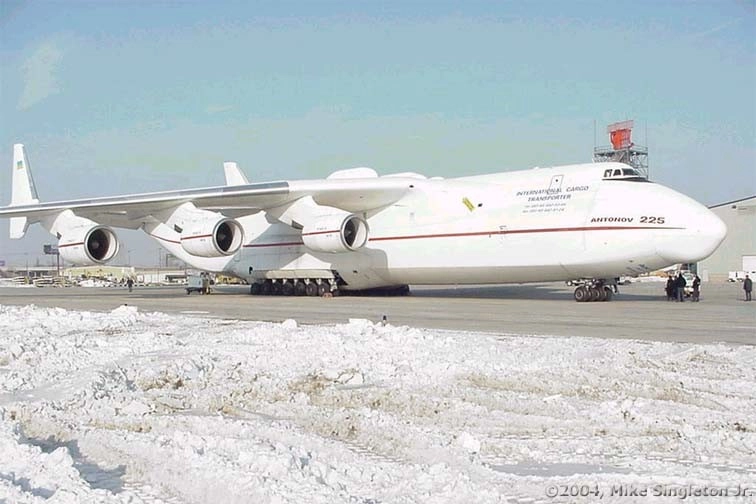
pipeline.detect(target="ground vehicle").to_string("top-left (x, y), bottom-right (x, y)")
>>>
top-left (186, 273), bottom-right (211, 295)
top-left (681, 271), bottom-right (696, 297)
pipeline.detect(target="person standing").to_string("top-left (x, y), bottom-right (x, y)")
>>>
top-left (126, 277), bottom-right (134, 293)
top-left (675, 272), bottom-right (686, 302)
top-left (665, 275), bottom-right (675, 301)
top-left (744, 275), bottom-right (753, 302)
top-left (692, 274), bottom-right (701, 302)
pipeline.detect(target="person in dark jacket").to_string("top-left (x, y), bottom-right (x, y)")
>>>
top-left (665, 276), bottom-right (675, 301)
top-left (692, 274), bottom-right (701, 302)
top-left (745, 275), bottom-right (753, 301)
top-left (675, 273), bottom-right (686, 302)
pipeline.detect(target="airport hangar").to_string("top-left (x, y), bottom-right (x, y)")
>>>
top-left (697, 195), bottom-right (756, 281)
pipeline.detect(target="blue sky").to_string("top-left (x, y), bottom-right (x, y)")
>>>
top-left (1, 0), bottom-right (754, 266)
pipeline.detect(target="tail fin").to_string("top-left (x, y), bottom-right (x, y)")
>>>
top-left (223, 161), bottom-right (249, 186)
top-left (9, 143), bottom-right (40, 238)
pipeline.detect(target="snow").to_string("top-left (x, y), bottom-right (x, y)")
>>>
top-left (0, 304), bottom-right (754, 503)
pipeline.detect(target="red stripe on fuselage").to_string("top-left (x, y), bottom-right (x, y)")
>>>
top-left (368, 225), bottom-right (683, 242)
top-left (239, 226), bottom-right (683, 249)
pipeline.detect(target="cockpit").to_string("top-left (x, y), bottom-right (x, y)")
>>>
top-left (602, 166), bottom-right (647, 181)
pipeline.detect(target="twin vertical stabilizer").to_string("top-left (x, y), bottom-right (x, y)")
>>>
top-left (9, 143), bottom-right (40, 238)
top-left (223, 161), bottom-right (249, 186)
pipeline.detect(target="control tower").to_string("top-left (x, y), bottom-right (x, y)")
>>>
top-left (593, 120), bottom-right (649, 179)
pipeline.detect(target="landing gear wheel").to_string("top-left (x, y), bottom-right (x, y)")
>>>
top-left (317, 283), bottom-right (330, 296)
top-left (603, 287), bottom-right (613, 302)
top-left (294, 281), bottom-right (307, 296)
top-left (574, 286), bottom-right (589, 302)
top-left (597, 287), bottom-right (608, 302)
top-left (271, 282), bottom-right (283, 295)
top-left (588, 287), bottom-right (601, 301)
top-left (250, 283), bottom-right (261, 295)
top-left (261, 280), bottom-right (272, 296)
top-left (305, 282), bottom-right (318, 296)
top-left (281, 281), bottom-right (294, 296)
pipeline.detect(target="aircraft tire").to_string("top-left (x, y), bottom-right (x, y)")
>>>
top-left (294, 281), bottom-right (307, 296)
top-left (597, 287), bottom-right (608, 302)
top-left (317, 283), bottom-right (330, 296)
top-left (250, 283), bottom-right (261, 295)
top-left (588, 287), bottom-right (600, 301)
top-left (604, 287), bottom-right (613, 302)
top-left (281, 281), bottom-right (295, 296)
top-left (305, 282), bottom-right (319, 296)
top-left (574, 286), bottom-right (589, 302)
top-left (271, 282), bottom-right (283, 295)
top-left (261, 281), bottom-right (272, 296)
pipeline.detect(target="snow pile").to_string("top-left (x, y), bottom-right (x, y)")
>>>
top-left (0, 304), bottom-right (754, 503)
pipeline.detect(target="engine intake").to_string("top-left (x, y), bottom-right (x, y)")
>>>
top-left (302, 214), bottom-right (369, 253)
top-left (59, 225), bottom-right (119, 265)
top-left (181, 217), bottom-right (244, 257)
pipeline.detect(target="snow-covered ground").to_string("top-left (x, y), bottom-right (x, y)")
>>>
top-left (0, 304), bottom-right (754, 503)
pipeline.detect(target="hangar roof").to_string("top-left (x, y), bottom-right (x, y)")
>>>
top-left (710, 195), bottom-right (756, 209)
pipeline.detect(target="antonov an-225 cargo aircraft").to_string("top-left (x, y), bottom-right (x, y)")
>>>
top-left (1, 144), bottom-right (726, 302)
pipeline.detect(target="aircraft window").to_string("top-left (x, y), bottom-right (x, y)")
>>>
top-left (601, 165), bottom-right (648, 181)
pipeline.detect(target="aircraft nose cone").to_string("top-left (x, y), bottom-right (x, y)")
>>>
top-left (657, 205), bottom-right (727, 264)
top-left (701, 208), bottom-right (727, 251)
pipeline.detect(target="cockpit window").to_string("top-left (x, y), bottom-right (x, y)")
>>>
top-left (601, 166), bottom-right (648, 182)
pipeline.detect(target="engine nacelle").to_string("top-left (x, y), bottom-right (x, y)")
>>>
top-left (302, 213), bottom-right (369, 253)
top-left (181, 217), bottom-right (244, 257)
top-left (58, 225), bottom-right (119, 265)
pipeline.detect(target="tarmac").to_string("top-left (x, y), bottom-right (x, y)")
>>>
top-left (1, 281), bottom-right (753, 345)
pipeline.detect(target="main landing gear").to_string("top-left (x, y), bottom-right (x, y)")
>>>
top-left (572, 279), bottom-right (617, 302)
top-left (248, 279), bottom-right (411, 297)
top-left (249, 278), bottom-right (337, 297)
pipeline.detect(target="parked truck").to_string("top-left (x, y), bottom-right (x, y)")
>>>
top-left (186, 273), bottom-right (211, 295)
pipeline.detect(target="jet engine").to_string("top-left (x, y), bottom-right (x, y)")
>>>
top-left (58, 225), bottom-right (119, 265)
top-left (180, 217), bottom-right (244, 257)
top-left (302, 213), bottom-right (369, 253)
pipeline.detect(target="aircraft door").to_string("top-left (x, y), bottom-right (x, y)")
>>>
top-left (549, 175), bottom-right (564, 193)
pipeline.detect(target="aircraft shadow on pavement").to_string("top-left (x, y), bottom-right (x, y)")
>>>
top-left (408, 284), bottom-right (663, 301)
top-left (158, 284), bottom-right (665, 302)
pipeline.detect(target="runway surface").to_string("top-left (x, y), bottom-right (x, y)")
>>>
top-left (1, 281), bottom-right (753, 345)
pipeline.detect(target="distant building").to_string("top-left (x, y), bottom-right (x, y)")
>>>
top-left (697, 196), bottom-right (756, 281)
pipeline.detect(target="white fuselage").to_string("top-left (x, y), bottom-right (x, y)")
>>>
top-left (150, 163), bottom-right (726, 290)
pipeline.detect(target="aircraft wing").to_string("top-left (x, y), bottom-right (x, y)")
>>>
top-left (0, 177), bottom-right (413, 229)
